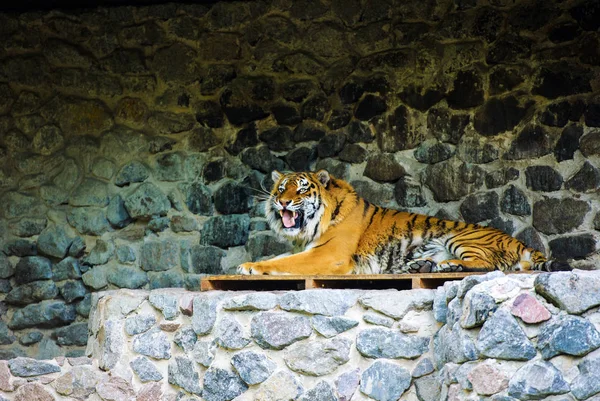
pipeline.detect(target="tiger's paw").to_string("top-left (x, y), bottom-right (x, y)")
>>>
top-left (434, 261), bottom-right (463, 272)
top-left (405, 259), bottom-right (435, 273)
top-left (237, 263), bottom-right (269, 275)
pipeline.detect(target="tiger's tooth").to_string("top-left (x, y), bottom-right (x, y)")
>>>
top-left (279, 211), bottom-right (284, 217)
top-left (293, 211), bottom-right (297, 218)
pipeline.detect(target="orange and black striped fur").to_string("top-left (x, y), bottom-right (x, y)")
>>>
top-left (238, 170), bottom-right (571, 275)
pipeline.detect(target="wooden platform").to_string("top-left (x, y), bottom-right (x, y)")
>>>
top-left (199, 272), bottom-right (515, 291)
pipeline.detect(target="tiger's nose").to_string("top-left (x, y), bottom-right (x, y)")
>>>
top-left (281, 200), bottom-right (291, 207)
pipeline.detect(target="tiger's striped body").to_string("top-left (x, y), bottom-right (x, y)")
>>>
top-left (238, 170), bottom-right (570, 275)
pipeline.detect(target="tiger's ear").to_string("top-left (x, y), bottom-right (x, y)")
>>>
top-left (316, 170), bottom-right (330, 187)
top-left (271, 170), bottom-right (282, 182)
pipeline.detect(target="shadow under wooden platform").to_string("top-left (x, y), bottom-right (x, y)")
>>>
top-left (200, 271), bottom-right (534, 291)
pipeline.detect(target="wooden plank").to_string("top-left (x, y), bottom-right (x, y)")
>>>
top-left (200, 271), bottom-right (536, 291)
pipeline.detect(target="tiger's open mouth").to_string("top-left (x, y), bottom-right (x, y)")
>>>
top-left (280, 209), bottom-right (303, 229)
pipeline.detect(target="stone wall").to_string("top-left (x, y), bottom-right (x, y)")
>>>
top-left (1, 270), bottom-right (600, 401)
top-left (1, 0), bottom-right (600, 358)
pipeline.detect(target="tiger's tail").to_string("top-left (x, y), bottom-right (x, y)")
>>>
top-left (530, 250), bottom-right (572, 272)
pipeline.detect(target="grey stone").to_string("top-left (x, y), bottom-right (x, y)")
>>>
top-left (107, 195), bottom-right (132, 228)
top-left (254, 370), bottom-right (305, 401)
top-left (69, 178), bottom-right (109, 207)
top-left (312, 315), bottom-right (358, 337)
top-left (571, 353), bottom-right (600, 400)
top-left (359, 289), bottom-right (434, 319)
top-left (125, 314), bottom-right (156, 336)
top-left (141, 240), bottom-right (179, 272)
top-left (154, 152), bottom-right (185, 181)
top-left (433, 322), bottom-right (478, 368)
top-left (8, 300), bottom-right (76, 329)
top-left (19, 331), bottom-right (43, 345)
top-left (299, 381), bottom-right (337, 401)
top-left (191, 293), bottom-right (223, 335)
top-left (4, 239), bottom-right (37, 257)
top-left (0, 321), bottom-right (15, 345)
top-left (5, 280), bottom-right (58, 305)
top-left (131, 356), bottom-right (163, 382)
top-left (81, 265), bottom-right (108, 290)
top-left (174, 325), bottom-right (197, 352)
top-left (280, 289), bottom-right (359, 316)
top-left (459, 191), bottom-right (499, 223)
top-left (433, 287), bottom-right (448, 324)
top-left (170, 214), bottom-right (199, 232)
top-left (363, 313), bottom-right (395, 327)
top-left (415, 375), bottom-right (442, 401)
top-left (14, 256), bottom-right (52, 284)
top-left (222, 293), bottom-right (279, 311)
top-left (54, 322), bottom-right (88, 346)
top-left (179, 181), bottom-right (213, 215)
top-left (107, 264), bottom-right (148, 289)
top-left (336, 368), bottom-right (360, 401)
top-left (457, 271), bottom-right (504, 298)
top-left (0, 280), bottom-right (11, 293)
top-left (116, 245), bottom-right (136, 264)
top-left (0, 253), bottom-right (14, 279)
top-left (364, 153), bottom-right (405, 182)
top-left (133, 327), bottom-right (171, 359)
top-left (67, 207), bottom-right (110, 235)
top-left (566, 161), bottom-right (600, 192)
top-left (414, 139), bottom-right (455, 164)
top-left (477, 309), bottom-right (536, 360)
top-left (285, 337), bottom-right (352, 376)
top-left (148, 270), bottom-right (185, 289)
top-left (501, 185), bottom-right (531, 216)
top-left (37, 225), bottom-right (74, 259)
top-left (245, 232), bottom-right (293, 262)
top-left (357, 327), bottom-right (429, 359)
top-left (460, 291), bottom-right (498, 328)
top-left (149, 293), bottom-right (179, 320)
top-left (231, 350), bottom-right (277, 385)
top-left (8, 357), bottom-right (60, 377)
top-left (181, 244), bottom-right (225, 275)
top-left (124, 182), bottom-right (171, 218)
top-left (58, 280), bottom-right (87, 304)
top-left (147, 216), bottom-right (170, 232)
top-left (412, 358), bottom-right (435, 378)
top-left (191, 340), bottom-right (217, 367)
top-left (203, 368), bottom-right (248, 401)
top-left (52, 257), bottom-right (81, 281)
top-left (535, 270), bottom-right (600, 314)
top-left (200, 214), bottom-right (250, 248)
top-left (12, 218), bottom-right (47, 237)
top-left (98, 320), bottom-right (125, 371)
top-left (533, 198), bottom-right (590, 235)
top-left (360, 360), bottom-right (412, 401)
top-left (83, 239), bottom-right (114, 266)
top-left (446, 297), bottom-right (463, 326)
top-left (168, 357), bottom-right (202, 395)
top-left (76, 293), bottom-right (92, 317)
top-left (537, 314), bottom-right (600, 359)
top-left (216, 315), bottom-right (251, 350)
top-left (69, 236), bottom-right (86, 258)
top-left (508, 360), bottom-right (570, 400)
top-left (424, 159), bottom-right (485, 202)
top-left (251, 312), bottom-right (312, 350)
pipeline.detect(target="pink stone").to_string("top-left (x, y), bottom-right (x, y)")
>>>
top-left (0, 360), bottom-right (14, 392)
top-left (180, 295), bottom-right (194, 316)
top-left (467, 362), bottom-right (508, 396)
top-left (14, 383), bottom-right (55, 401)
top-left (137, 382), bottom-right (163, 401)
top-left (159, 322), bottom-right (180, 332)
top-left (511, 293), bottom-right (551, 324)
top-left (96, 376), bottom-right (134, 401)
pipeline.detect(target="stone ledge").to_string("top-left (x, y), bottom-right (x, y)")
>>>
top-left (1, 270), bottom-right (600, 400)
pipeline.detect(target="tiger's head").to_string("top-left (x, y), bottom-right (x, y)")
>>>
top-left (265, 170), bottom-right (330, 243)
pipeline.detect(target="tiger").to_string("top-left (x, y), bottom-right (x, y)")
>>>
top-left (237, 170), bottom-right (571, 275)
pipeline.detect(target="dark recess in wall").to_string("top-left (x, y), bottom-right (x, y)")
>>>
top-left (0, 0), bottom-right (227, 12)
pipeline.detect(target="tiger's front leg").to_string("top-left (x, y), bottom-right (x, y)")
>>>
top-left (237, 247), bottom-right (354, 276)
